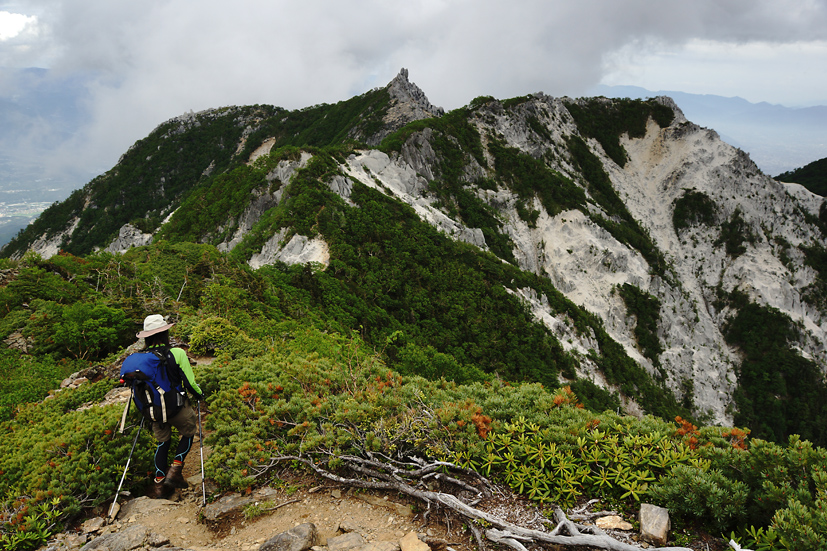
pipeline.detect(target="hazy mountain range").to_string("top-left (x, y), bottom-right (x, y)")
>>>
top-left (592, 84), bottom-right (827, 177)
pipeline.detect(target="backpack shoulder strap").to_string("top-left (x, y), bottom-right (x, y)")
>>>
top-left (156, 346), bottom-right (199, 396)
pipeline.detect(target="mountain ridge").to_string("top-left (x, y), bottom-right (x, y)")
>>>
top-left (4, 69), bottom-right (827, 444)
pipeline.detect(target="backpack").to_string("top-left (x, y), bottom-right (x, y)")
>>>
top-left (120, 347), bottom-right (185, 424)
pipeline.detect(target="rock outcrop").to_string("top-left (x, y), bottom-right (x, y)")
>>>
top-left (105, 224), bottom-right (153, 254)
top-left (364, 68), bottom-right (444, 146)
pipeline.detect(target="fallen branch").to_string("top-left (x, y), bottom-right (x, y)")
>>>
top-left (466, 521), bottom-right (486, 551)
top-left (263, 498), bottom-right (301, 511)
top-left (566, 498), bottom-right (620, 521)
top-left (265, 454), bottom-right (691, 551)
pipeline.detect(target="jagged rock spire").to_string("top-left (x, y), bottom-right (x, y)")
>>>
top-left (362, 68), bottom-right (444, 146)
top-left (387, 68), bottom-right (444, 119)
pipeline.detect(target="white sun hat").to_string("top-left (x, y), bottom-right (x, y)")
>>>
top-left (136, 314), bottom-right (174, 339)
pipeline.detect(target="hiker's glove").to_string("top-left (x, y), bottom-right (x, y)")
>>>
top-left (194, 393), bottom-right (205, 403)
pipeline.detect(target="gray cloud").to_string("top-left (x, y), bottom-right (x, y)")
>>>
top-left (1, 0), bottom-right (826, 190)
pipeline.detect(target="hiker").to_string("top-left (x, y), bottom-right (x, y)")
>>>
top-left (132, 314), bottom-right (204, 499)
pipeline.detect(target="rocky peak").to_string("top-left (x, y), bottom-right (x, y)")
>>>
top-left (365, 69), bottom-right (444, 146)
top-left (387, 68), bottom-right (444, 119)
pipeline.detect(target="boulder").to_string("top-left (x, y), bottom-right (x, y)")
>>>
top-left (327, 531), bottom-right (366, 551)
top-left (399, 531), bottom-right (430, 551)
top-left (260, 522), bottom-right (320, 551)
top-left (639, 503), bottom-right (670, 546)
top-left (117, 495), bottom-right (181, 522)
top-left (80, 517), bottom-right (106, 534)
top-left (80, 524), bottom-right (166, 551)
top-left (202, 493), bottom-right (255, 523)
top-left (105, 223), bottom-right (153, 254)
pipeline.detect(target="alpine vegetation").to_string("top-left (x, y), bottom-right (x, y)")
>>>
top-left (1, 69), bottom-right (825, 550)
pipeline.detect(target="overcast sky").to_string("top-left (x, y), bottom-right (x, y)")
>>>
top-left (1, 0), bottom-right (826, 183)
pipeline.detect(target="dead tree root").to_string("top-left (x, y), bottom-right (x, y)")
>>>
top-left (262, 454), bottom-right (691, 551)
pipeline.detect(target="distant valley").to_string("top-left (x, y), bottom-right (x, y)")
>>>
top-left (0, 68), bottom-right (97, 246)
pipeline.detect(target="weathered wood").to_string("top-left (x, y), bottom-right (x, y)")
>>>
top-left (267, 454), bottom-right (692, 551)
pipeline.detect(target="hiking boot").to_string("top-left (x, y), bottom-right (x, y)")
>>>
top-left (164, 463), bottom-right (188, 489)
top-left (148, 478), bottom-right (174, 499)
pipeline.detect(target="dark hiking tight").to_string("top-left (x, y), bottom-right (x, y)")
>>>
top-left (154, 435), bottom-right (194, 479)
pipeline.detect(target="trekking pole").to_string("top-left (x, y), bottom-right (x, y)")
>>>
top-left (197, 399), bottom-right (206, 507)
top-left (108, 417), bottom-right (145, 522)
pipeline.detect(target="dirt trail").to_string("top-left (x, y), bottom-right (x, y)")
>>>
top-left (95, 478), bottom-right (471, 551)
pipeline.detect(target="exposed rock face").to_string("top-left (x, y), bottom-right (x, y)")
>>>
top-left (322, 94), bottom-right (827, 424)
top-left (343, 150), bottom-right (487, 250)
top-left (364, 68), bottom-right (444, 146)
top-left (248, 228), bottom-right (330, 269)
top-left (4, 331), bottom-right (31, 353)
top-left (219, 152), bottom-right (313, 254)
top-left (106, 223), bottom-right (153, 253)
top-left (387, 68), bottom-right (444, 121)
top-left (25, 216), bottom-right (79, 259)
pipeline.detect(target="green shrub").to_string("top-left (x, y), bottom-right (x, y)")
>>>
top-left (568, 379), bottom-right (620, 413)
top-left (715, 208), bottom-right (755, 258)
top-left (617, 283), bottom-right (663, 366)
top-left (52, 301), bottom-right (133, 360)
top-left (0, 380), bottom-right (149, 506)
top-left (775, 157), bottom-right (827, 197)
top-left (673, 189), bottom-right (716, 232)
top-left (199, 342), bottom-right (689, 510)
top-left (722, 291), bottom-right (827, 447)
top-left (564, 98), bottom-right (675, 168)
top-left (0, 352), bottom-right (74, 421)
top-left (711, 436), bottom-right (827, 527)
top-left (394, 343), bottom-right (488, 385)
top-left (188, 317), bottom-right (262, 358)
top-left (1, 266), bottom-right (82, 309)
top-left (487, 137), bottom-right (586, 217)
top-left (0, 494), bottom-right (70, 551)
top-left (462, 408), bottom-right (699, 508)
top-left (771, 465), bottom-right (827, 550)
top-left (648, 464), bottom-right (749, 533)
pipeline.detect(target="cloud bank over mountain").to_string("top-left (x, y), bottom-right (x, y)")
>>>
top-left (0, 0), bottom-right (826, 196)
